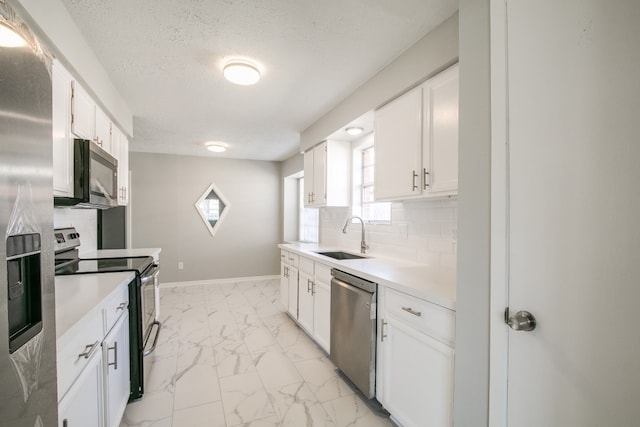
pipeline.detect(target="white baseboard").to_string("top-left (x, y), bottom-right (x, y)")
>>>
top-left (160, 275), bottom-right (280, 288)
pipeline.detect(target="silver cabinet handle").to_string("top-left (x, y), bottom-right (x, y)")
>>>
top-left (402, 307), bottom-right (422, 317)
top-left (412, 170), bottom-right (418, 191)
top-left (107, 341), bottom-right (118, 370)
top-left (78, 340), bottom-right (100, 359)
top-left (63, 419), bottom-right (68, 427)
top-left (116, 302), bottom-right (128, 311)
top-left (307, 279), bottom-right (313, 293)
top-left (311, 282), bottom-right (316, 296)
top-left (423, 168), bottom-right (430, 189)
top-left (380, 319), bottom-right (388, 342)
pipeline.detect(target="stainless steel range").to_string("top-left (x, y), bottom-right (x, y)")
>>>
top-left (53, 227), bottom-right (161, 401)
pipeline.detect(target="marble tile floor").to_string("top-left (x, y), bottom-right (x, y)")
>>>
top-left (120, 278), bottom-right (394, 427)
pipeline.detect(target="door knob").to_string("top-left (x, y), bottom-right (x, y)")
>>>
top-left (507, 310), bottom-right (537, 331)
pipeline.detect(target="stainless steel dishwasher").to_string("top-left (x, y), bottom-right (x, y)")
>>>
top-left (330, 269), bottom-right (377, 398)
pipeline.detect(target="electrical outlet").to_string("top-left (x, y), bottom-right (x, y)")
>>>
top-left (177, 261), bottom-right (184, 270)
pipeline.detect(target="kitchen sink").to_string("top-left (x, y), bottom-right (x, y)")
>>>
top-left (315, 251), bottom-right (370, 260)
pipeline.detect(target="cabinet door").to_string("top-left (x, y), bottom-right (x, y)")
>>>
top-left (374, 86), bottom-right (423, 200)
top-left (312, 279), bottom-right (330, 353)
top-left (52, 60), bottom-right (74, 197)
top-left (303, 149), bottom-right (315, 206)
top-left (312, 143), bottom-right (327, 205)
top-left (287, 266), bottom-right (299, 319)
top-left (58, 347), bottom-right (104, 427)
top-left (112, 127), bottom-right (129, 205)
top-left (379, 317), bottom-right (454, 427)
top-left (71, 81), bottom-right (95, 140)
top-left (103, 312), bottom-right (130, 427)
top-left (95, 107), bottom-right (112, 154)
top-left (423, 64), bottom-right (459, 195)
top-left (297, 271), bottom-right (314, 333)
top-left (280, 263), bottom-right (289, 311)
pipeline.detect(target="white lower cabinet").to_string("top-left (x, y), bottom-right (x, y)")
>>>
top-left (297, 256), bottom-right (315, 333)
top-left (311, 278), bottom-right (331, 353)
top-left (297, 270), bottom-right (315, 333)
top-left (58, 346), bottom-right (104, 427)
top-left (103, 312), bottom-right (130, 427)
top-left (285, 253), bottom-right (331, 353)
top-left (280, 261), bottom-right (289, 311)
top-left (287, 266), bottom-right (299, 319)
top-left (377, 287), bottom-right (455, 427)
top-left (58, 281), bottom-right (130, 427)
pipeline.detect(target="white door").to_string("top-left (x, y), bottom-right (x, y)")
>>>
top-left (493, 1), bottom-right (640, 425)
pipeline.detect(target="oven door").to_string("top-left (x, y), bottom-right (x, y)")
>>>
top-left (140, 264), bottom-right (161, 356)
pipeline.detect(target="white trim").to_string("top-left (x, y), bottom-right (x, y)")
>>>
top-left (160, 275), bottom-right (280, 288)
top-left (489, 0), bottom-right (509, 426)
top-left (194, 182), bottom-right (230, 238)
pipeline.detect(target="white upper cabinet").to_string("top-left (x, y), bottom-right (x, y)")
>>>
top-left (95, 106), bottom-right (113, 154)
top-left (374, 86), bottom-right (423, 200)
top-left (71, 81), bottom-right (115, 156)
top-left (111, 126), bottom-right (129, 206)
top-left (52, 60), bottom-right (74, 197)
top-left (303, 140), bottom-right (350, 208)
top-left (423, 64), bottom-right (459, 195)
top-left (71, 81), bottom-right (96, 142)
top-left (54, 61), bottom-right (130, 205)
top-left (374, 63), bottom-right (459, 201)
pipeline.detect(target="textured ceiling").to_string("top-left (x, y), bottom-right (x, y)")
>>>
top-left (60, 0), bottom-right (458, 161)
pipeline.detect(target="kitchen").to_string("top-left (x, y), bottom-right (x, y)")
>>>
top-left (2, 1), bottom-right (640, 427)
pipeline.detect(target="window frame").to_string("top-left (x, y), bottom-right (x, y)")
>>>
top-left (352, 134), bottom-right (391, 224)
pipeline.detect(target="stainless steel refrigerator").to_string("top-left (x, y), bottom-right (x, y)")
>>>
top-left (0, 2), bottom-right (58, 426)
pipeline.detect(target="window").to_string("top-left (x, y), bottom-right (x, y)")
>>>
top-left (353, 141), bottom-right (391, 223)
top-left (298, 177), bottom-right (319, 242)
top-left (195, 182), bottom-right (229, 237)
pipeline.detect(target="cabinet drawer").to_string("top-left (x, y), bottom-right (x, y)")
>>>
top-left (280, 250), bottom-right (289, 264)
top-left (383, 287), bottom-right (455, 346)
top-left (315, 262), bottom-right (332, 284)
top-left (57, 310), bottom-right (103, 401)
top-left (287, 253), bottom-right (299, 268)
top-left (103, 284), bottom-right (129, 335)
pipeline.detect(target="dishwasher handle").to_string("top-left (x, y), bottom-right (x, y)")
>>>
top-left (331, 269), bottom-right (377, 293)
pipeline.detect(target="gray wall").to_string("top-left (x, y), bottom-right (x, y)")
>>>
top-left (130, 152), bottom-right (281, 283)
top-left (280, 153), bottom-right (304, 242)
top-left (454, 0), bottom-right (491, 425)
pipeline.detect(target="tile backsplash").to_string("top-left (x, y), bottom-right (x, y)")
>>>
top-left (54, 208), bottom-right (97, 256)
top-left (320, 198), bottom-right (457, 267)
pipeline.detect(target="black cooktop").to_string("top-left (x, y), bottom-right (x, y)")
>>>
top-left (55, 256), bottom-right (154, 276)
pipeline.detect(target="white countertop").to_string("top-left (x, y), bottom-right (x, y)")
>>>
top-left (279, 242), bottom-right (456, 310)
top-left (55, 272), bottom-right (135, 341)
top-left (83, 247), bottom-right (162, 261)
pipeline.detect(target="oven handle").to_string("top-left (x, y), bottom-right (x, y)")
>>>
top-left (140, 264), bottom-right (159, 285)
top-left (143, 320), bottom-right (161, 357)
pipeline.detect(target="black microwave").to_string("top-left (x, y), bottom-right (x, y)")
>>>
top-left (54, 139), bottom-right (118, 209)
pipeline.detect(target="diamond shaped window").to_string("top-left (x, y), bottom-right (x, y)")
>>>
top-left (195, 183), bottom-right (229, 237)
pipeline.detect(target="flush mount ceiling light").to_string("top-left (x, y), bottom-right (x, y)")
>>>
top-left (345, 126), bottom-right (364, 136)
top-left (0, 24), bottom-right (27, 48)
top-left (205, 142), bottom-right (227, 153)
top-left (223, 60), bottom-right (261, 85)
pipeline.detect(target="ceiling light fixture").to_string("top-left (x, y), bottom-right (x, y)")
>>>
top-left (0, 24), bottom-right (27, 48)
top-left (206, 143), bottom-right (227, 153)
top-left (345, 126), bottom-right (364, 136)
top-left (223, 60), bottom-right (261, 85)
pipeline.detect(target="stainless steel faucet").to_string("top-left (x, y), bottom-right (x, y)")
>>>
top-left (342, 216), bottom-right (369, 254)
